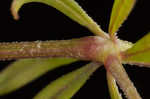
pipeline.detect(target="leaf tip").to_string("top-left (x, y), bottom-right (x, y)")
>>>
top-left (10, 0), bottom-right (20, 20)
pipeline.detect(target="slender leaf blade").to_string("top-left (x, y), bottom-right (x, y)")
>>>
top-left (33, 62), bottom-right (101, 99)
top-left (118, 39), bottom-right (133, 52)
top-left (122, 32), bottom-right (150, 66)
top-left (11, 0), bottom-right (107, 37)
top-left (109, 0), bottom-right (136, 37)
top-left (0, 58), bottom-right (77, 95)
top-left (107, 72), bottom-right (122, 99)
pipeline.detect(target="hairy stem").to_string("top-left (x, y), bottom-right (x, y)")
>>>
top-left (104, 55), bottom-right (141, 99)
top-left (0, 36), bottom-right (107, 61)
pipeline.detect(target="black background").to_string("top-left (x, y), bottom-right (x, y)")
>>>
top-left (0, 0), bottom-right (150, 99)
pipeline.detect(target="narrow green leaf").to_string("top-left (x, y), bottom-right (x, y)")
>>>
top-left (109, 0), bottom-right (136, 37)
top-left (0, 58), bottom-right (77, 95)
top-left (107, 72), bottom-right (122, 99)
top-left (33, 62), bottom-right (101, 99)
top-left (118, 39), bottom-right (133, 52)
top-left (122, 32), bottom-right (150, 67)
top-left (11, 0), bottom-right (107, 38)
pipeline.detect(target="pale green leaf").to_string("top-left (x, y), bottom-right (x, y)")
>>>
top-left (109, 0), bottom-right (136, 37)
top-left (118, 39), bottom-right (133, 52)
top-left (33, 62), bottom-right (101, 99)
top-left (11, 0), bottom-right (107, 38)
top-left (107, 72), bottom-right (122, 99)
top-left (0, 58), bottom-right (77, 95)
top-left (122, 32), bottom-right (150, 66)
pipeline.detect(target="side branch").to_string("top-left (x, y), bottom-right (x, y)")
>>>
top-left (0, 36), bottom-right (107, 61)
top-left (104, 55), bottom-right (141, 99)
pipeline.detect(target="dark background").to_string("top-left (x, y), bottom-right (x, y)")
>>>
top-left (0, 0), bottom-right (150, 99)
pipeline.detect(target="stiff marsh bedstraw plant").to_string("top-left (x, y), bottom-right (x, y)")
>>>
top-left (0, 0), bottom-right (149, 99)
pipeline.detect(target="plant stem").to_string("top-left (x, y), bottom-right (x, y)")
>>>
top-left (104, 55), bottom-right (141, 99)
top-left (0, 36), bottom-right (107, 61)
